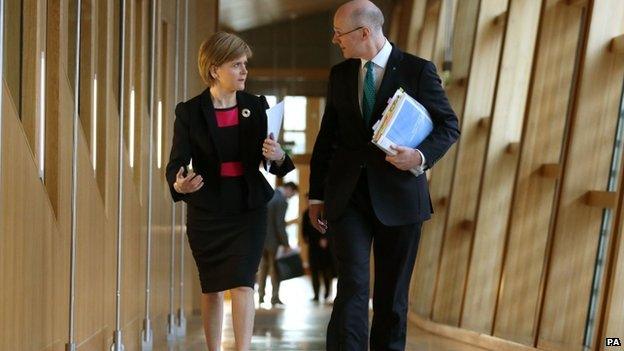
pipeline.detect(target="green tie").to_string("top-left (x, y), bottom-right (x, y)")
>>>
top-left (362, 61), bottom-right (376, 125)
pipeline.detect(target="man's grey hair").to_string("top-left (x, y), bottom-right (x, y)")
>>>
top-left (350, 3), bottom-right (385, 33)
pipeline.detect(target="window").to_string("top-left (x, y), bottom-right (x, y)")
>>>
top-left (76, 0), bottom-right (96, 173)
top-left (38, 50), bottom-right (45, 180)
top-left (4, 0), bottom-right (47, 180)
top-left (283, 96), bottom-right (307, 154)
top-left (93, 0), bottom-right (109, 196)
top-left (283, 169), bottom-right (300, 247)
top-left (158, 21), bottom-right (169, 170)
top-left (583, 78), bottom-right (624, 349)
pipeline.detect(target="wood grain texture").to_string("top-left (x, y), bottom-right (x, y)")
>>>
top-left (410, 313), bottom-right (539, 351)
top-left (410, 0), bottom-right (480, 319)
top-left (610, 34), bottom-right (624, 54)
top-left (415, 0), bottom-right (441, 60)
top-left (461, 0), bottom-right (541, 335)
top-left (493, 0), bottom-right (586, 345)
top-left (603, 187), bottom-right (624, 349)
top-left (1, 81), bottom-right (64, 351)
top-left (430, 0), bottom-right (459, 70)
top-left (432, 0), bottom-right (510, 326)
top-left (537, 1), bottom-right (624, 349)
top-left (405, 0), bottom-right (428, 55)
top-left (0, 1), bottom-right (217, 350)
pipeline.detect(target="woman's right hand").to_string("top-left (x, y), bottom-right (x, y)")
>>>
top-left (173, 167), bottom-right (204, 194)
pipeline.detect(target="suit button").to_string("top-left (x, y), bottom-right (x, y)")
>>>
top-left (360, 164), bottom-right (365, 168)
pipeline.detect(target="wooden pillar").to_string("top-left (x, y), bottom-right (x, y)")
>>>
top-left (432, 0), bottom-right (510, 326)
top-left (460, 0), bottom-right (542, 335)
top-left (538, 1), bottom-right (624, 349)
top-left (494, 0), bottom-right (588, 345)
top-left (410, 0), bottom-right (480, 319)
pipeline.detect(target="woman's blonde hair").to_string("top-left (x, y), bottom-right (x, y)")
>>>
top-left (198, 32), bottom-right (252, 86)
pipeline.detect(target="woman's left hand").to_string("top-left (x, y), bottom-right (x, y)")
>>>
top-left (262, 134), bottom-right (285, 161)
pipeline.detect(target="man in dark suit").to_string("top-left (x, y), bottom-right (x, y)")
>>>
top-left (257, 182), bottom-right (298, 305)
top-left (308, 1), bottom-right (460, 350)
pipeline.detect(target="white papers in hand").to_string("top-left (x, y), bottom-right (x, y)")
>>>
top-left (265, 101), bottom-right (285, 172)
top-left (266, 101), bottom-right (285, 139)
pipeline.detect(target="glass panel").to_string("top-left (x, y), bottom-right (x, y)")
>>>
top-left (583, 78), bottom-right (624, 350)
top-left (283, 168), bottom-right (300, 222)
top-left (284, 96), bottom-right (306, 131)
top-left (283, 168), bottom-right (300, 247)
top-left (283, 131), bottom-right (305, 155)
top-left (67, 0), bottom-right (77, 94)
top-left (286, 224), bottom-right (299, 248)
top-left (112, 1), bottom-right (120, 109)
top-left (78, 0), bottom-right (94, 167)
top-left (3, 0), bottom-right (23, 116)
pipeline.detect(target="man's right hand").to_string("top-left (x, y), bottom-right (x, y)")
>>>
top-left (173, 167), bottom-right (204, 194)
top-left (309, 203), bottom-right (328, 234)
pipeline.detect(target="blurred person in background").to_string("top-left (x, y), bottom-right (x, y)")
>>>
top-left (258, 182), bottom-right (299, 306)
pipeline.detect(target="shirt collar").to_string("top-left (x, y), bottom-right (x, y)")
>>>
top-left (361, 39), bottom-right (392, 70)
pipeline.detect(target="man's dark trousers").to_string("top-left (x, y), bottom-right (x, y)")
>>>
top-left (326, 174), bottom-right (422, 351)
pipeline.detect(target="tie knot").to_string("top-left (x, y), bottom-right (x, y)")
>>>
top-left (365, 61), bottom-right (373, 70)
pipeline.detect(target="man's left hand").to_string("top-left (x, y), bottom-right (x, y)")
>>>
top-left (385, 145), bottom-right (422, 171)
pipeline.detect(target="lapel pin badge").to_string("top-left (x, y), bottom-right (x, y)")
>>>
top-left (242, 108), bottom-right (251, 118)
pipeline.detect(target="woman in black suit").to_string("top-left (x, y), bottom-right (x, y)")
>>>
top-left (166, 31), bottom-right (294, 350)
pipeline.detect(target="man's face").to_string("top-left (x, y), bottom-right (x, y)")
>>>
top-left (332, 12), bottom-right (364, 59)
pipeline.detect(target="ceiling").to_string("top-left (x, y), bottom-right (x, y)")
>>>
top-left (219, 0), bottom-right (346, 32)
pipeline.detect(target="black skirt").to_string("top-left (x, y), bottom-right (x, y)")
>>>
top-left (186, 205), bottom-right (267, 293)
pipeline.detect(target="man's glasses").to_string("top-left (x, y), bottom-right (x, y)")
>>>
top-left (333, 26), bottom-right (364, 38)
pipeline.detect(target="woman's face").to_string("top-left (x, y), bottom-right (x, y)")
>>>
top-left (213, 55), bottom-right (248, 91)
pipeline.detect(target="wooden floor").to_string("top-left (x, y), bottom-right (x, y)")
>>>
top-left (155, 276), bottom-right (486, 350)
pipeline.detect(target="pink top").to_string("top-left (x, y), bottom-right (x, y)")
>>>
top-left (215, 107), bottom-right (239, 127)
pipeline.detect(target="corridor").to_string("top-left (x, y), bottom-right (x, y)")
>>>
top-left (156, 277), bottom-right (486, 350)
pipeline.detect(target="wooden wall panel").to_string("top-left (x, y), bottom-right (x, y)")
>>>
top-left (493, 0), bottom-right (587, 345)
top-left (410, 0), bottom-right (480, 318)
top-left (432, 0), bottom-right (509, 326)
top-left (1, 0), bottom-right (217, 350)
top-left (415, 0), bottom-right (441, 60)
top-left (604, 193), bottom-right (624, 348)
top-left (538, 1), bottom-right (624, 349)
top-left (1, 83), bottom-right (63, 351)
top-left (187, 0), bottom-right (219, 98)
top-left (20, 0), bottom-right (46, 153)
top-left (405, 0), bottom-right (428, 54)
top-left (430, 0), bottom-right (458, 70)
top-left (461, 0), bottom-right (542, 335)
top-left (393, 0), bottom-right (415, 51)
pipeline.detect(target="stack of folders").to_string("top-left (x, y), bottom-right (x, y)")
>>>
top-left (372, 88), bottom-right (433, 176)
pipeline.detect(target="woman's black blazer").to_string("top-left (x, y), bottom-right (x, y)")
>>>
top-left (166, 89), bottom-right (295, 212)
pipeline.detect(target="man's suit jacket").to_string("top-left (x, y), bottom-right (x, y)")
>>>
top-left (166, 89), bottom-right (294, 211)
top-left (264, 189), bottom-right (290, 250)
top-left (309, 45), bottom-right (460, 226)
